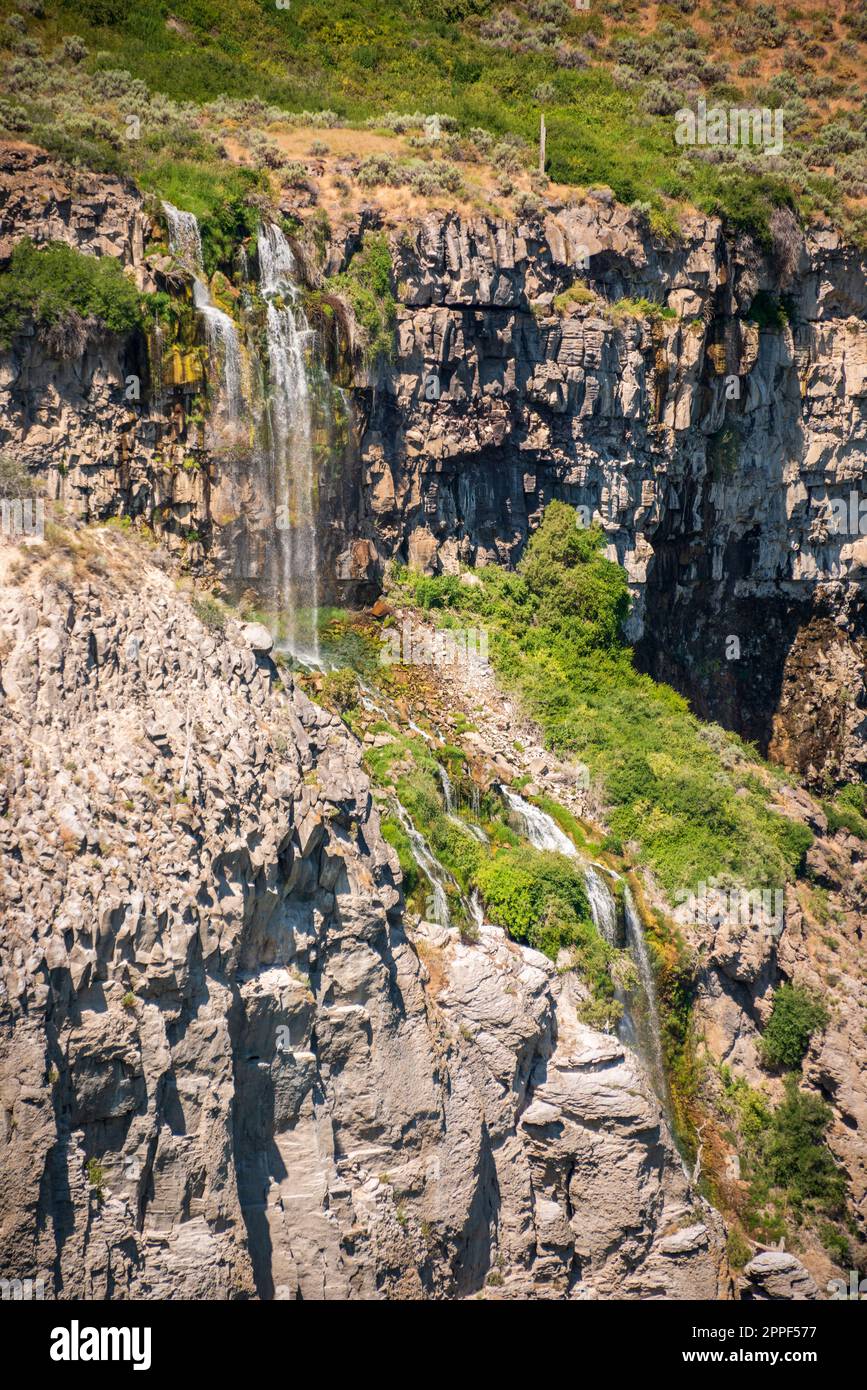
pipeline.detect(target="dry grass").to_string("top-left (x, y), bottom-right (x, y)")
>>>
top-left (223, 126), bottom-right (550, 231)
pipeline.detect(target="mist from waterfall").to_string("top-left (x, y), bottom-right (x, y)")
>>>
top-left (162, 202), bottom-right (243, 420)
top-left (258, 222), bottom-right (320, 663)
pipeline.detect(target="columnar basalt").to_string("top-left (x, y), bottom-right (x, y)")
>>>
top-left (356, 203), bottom-right (867, 785)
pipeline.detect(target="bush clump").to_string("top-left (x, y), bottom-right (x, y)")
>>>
top-left (759, 984), bottom-right (829, 1072)
top-left (325, 232), bottom-right (396, 365)
top-left (320, 666), bottom-right (359, 713)
top-left (0, 238), bottom-right (145, 350)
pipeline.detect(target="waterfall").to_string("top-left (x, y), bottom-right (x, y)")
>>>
top-left (393, 800), bottom-right (486, 933)
top-left (394, 801), bottom-right (455, 927)
top-left (502, 787), bottom-right (619, 942)
top-left (407, 716), bottom-right (435, 744)
top-left (192, 280), bottom-right (243, 419)
top-left (456, 816), bottom-right (489, 845)
top-left (500, 787), bottom-right (580, 857)
top-left (500, 786), bottom-right (666, 1076)
top-left (468, 889), bottom-right (485, 934)
top-left (258, 222), bottom-right (320, 664)
top-left (438, 764), bottom-right (454, 812)
top-left (162, 201), bottom-right (243, 421)
top-left (585, 865), bottom-right (618, 947)
top-left (162, 201), bottom-right (202, 270)
top-left (623, 885), bottom-right (668, 1104)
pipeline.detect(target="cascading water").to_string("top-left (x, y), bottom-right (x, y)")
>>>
top-left (584, 865), bottom-right (618, 947)
top-left (500, 785), bottom-right (668, 1082)
top-left (162, 201), bottom-right (243, 421)
top-left (503, 785), bottom-right (612, 935)
top-left (458, 818), bottom-right (490, 846)
top-left (192, 280), bottom-right (243, 419)
top-left (501, 788), bottom-right (579, 857)
top-left (162, 201), bottom-right (202, 269)
top-left (393, 801), bottom-right (455, 928)
top-left (623, 885), bottom-right (669, 1104)
top-left (257, 222), bottom-right (320, 663)
top-left (437, 764), bottom-right (454, 813)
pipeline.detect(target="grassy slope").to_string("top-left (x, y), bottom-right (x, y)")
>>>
top-left (2, 0), bottom-right (863, 241)
top-left (398, 502), bottom-right (812, 899)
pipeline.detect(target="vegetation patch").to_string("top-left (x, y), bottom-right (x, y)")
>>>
top-left (324, 232), bottom-right (396, 366)
top-left (0, 238), bottom-right (146, 350)
top-left (720, 1069), bottom-right (849, 1251)
top-left (758, 984), bottom-right (829, 1073)
top-left (394, 501), bottom-right (811, 898)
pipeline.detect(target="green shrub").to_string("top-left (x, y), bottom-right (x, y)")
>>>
top-left (823, 783), bottom-right (867, 840)
top-left (721, 1068), bottom-right (848, 1243)
top-left (380, 814), bottom-right (420, 898)
top-left (759, 984), bottom-right (829, 1072)
top-left (0, 238), bottom-right (145, 349)
top-left (320, 666), bottom-right (359, 713)
top-left (746, 291), bottom-right (791, 331)
top-left (86, 1157), bottom-right (106, 1202)
top-left (325, 232), bottom-right (396, 366)
top-left (0, 453), bottom-right (38, 497)
top-left (764, 1077), bottom-right (846, 1214)
top-left (190, 594), bottom-right (226, 631)
top-left (726, 1226), bottom-right (752, 1270)
top-left (553, 281), bottom-right (596, 313)
top-left (475, 845), bottom-right (611, 980)
top-left (3, 0), bottom-right (862, 248)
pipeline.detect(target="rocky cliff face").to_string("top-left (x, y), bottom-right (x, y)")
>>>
top-left (3, 143), bottom-right (866, 783)
top-left (0, 533), bottom-right (726, 1299)
top-left (359, 199), bottom-right (867, 787)
top-left (2, 144), bottom-right (866, 1299)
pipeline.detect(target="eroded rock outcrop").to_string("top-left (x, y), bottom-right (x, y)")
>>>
top-left (742, 1251), bottom-right (820, 1301)
top-left (0, 531), bottom-right (725, 1299)
top-left (359, 203), bottom-right (867, 785)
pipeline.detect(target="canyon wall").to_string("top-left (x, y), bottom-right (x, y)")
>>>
top-left (4, 140), bottom-right (866, 782)
top-left (0, 537), bottom-right (726, 1299)
top-left (2, 142), bottom-right (866, 1297)
top-left (358, 198), bottom-right (867, 786)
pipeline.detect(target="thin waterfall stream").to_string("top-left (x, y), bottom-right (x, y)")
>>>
top-left (623, 885), bottom-right (669, 1106)
top-left (162, 202), bottom-right (243, 420)
top-left (500, 784), bottom-right (668, 1102)
top-left (393, 800), bottom-right (483, 932)
top-left (257, 223), bottom-right (320, 663)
